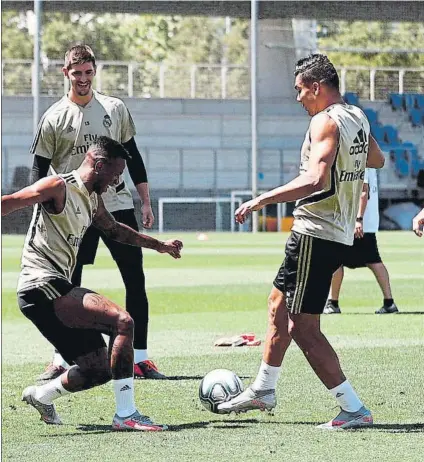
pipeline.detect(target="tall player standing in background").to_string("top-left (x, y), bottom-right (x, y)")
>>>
top-left (30, 44), bottom-right (165, 381)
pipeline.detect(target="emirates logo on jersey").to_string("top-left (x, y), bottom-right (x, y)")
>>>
top-left (103, 115), bottom-right (112, 128)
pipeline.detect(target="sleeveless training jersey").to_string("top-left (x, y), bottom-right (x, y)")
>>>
top-left (292, 103), bottom-right (370, 245)
top-left (18, 171), bottom-right (98, 292)
top-left (30, 90), bottom-right (135, 212)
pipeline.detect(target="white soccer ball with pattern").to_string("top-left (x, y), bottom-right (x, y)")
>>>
top-left (199, 369), bottom-right (244, 413)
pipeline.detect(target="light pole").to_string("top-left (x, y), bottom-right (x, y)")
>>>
top-left (250, 0), bottom-right (258, 233)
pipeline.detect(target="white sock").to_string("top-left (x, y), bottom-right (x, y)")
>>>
top-left (329, 380), bottom-right (363, 412)
top-left (252, 360), bottom-right (281, 391)
top-left (52, 351), bottom-right (70, 369)
top-left (113, 377), bottom-right (137, 418)
top-left (134, 349), bottom-right (148, 364)
top-left (34, 376), bottom-right (71, 405)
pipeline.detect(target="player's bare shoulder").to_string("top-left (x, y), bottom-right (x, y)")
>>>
top-left (310, 112), bottom-right (339, 141)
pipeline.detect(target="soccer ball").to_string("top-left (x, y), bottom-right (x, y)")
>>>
top-left (199, 369), bottom-right (244, 413)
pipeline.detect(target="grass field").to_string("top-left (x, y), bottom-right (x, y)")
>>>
top-left (2, 231), bottom-right (424, 462)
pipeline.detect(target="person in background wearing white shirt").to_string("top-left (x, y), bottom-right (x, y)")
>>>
top-left (325, 168), bottom-right (399, 314)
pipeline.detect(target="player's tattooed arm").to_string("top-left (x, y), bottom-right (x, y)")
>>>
top-left (92, 196), bottom-right (183, 258)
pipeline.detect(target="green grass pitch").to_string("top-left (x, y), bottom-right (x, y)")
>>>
top-left (2, 231), bottom-right (423, 461)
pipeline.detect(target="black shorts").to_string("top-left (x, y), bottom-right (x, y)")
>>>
top-left (17, 278), bottom-right (106, 365)
top-left (273, 232), bottom-right (348, 315)
top-left (342, 233), bottom-right (382, 269)
top-left (77, 208), bottom-right (141, 265)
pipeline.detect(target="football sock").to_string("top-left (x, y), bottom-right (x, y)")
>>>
top-left (252, 360), bottom-right (281, 390)
top-left (330, 380), bottom-right (363, 413)
top-left (329, 299), bottom-right (339, 308)
top-left (134, 349), bottom-right (148, 364)
top-left (34, 376), bottom-right (70, 405)
top-left (52, 351), bottom-right (70, 369)
top-left (384, 298), bottom-right (394, 307)
top-left (113, 377), bottom-right (137, 417)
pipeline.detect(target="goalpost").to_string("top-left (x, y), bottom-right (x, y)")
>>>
top-left (158, 197), bottom-right (241, 233)
top-left (158, 194), bottom-right (287, 233)
top-left (230, 190), bottom-right (287, 232)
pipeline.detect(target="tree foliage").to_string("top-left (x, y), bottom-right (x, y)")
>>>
top-left (318, 21), bottom-right (424, 67)
top-left (2, 11), bottom-right (423, 98)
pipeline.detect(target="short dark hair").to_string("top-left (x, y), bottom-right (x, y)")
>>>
top-left (90, 136), bottom-right (131, 162)
top-left (294, 54), bottom-right (339, 91)
top-left (64, 44), bottom-right (96, 70)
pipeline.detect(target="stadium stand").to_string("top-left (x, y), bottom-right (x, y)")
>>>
top-left (346, 92), bottom-right (424, 183)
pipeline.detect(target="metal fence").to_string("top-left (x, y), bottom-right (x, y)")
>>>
top-left (2, 59), bottom-right (423, 100)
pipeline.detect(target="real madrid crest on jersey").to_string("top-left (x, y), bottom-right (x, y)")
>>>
top-left (103, 115), bottom-right (112, 128)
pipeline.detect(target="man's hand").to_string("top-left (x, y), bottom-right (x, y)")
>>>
top-left (412, 208), bottom-right (424, 237)
top-left (142, 203), bottom-right (154, 229)
top-left (235, 198), bottom-right (262, 224)
top-left (354, 219), bottom-right (364, 239)
top-left (157, 239), bottom-right (183, 259)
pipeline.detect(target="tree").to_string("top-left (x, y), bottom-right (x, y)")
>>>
top-left (318, 21), bottom-right (424, 67)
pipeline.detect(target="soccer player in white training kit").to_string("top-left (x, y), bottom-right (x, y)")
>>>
top-left (2, 137), bottom-right (183, 431)
top-left (325, 167), bottom-right (399, 314)
top-left (217, 54), bottom-right (385, 430)
top-left (30, 44), bottom-right (164, 381)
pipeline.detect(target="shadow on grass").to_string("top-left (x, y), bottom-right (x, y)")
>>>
top-left (329, 312), bottom-right (424, 315)
top-left (42, 418), bottom-right (280, 436)
top-left (43, 420), bottom-right (424, 436)
top-left (363, 423), bottom-right (424, 433)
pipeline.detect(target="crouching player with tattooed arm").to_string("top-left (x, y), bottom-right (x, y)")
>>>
top-left (1, 136), bottom-right (182, 431)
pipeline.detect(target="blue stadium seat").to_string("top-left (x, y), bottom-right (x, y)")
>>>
top-left (363, 108), bottom-right (378, 125)
top-left (383, 125), bottom-right (399, 144)
top-left (388, 93), bottom-right (403, 111)
top-left (370, 125), bottom-right (386, 144)
top-left (416, 94), bottom-right (424, 110)
top-left (344, 92), bottom-right (359, 106)
top-left (403, 94), bottom-right (416, 111)
top-left (394, 157), bottom-right (410, 177)
top-left (409, 108), bottom-right (424, 127)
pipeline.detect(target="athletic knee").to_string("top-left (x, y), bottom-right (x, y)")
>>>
top-left (116, 311), bottom-right (134, 336)
top-left (267, 292), bottom-right (286, 328)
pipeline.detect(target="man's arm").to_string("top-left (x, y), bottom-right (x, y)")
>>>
top-left (235, 113), bottom-right (339, 223)
top-left (122, 137), bottom-right (154, 229)
top-left (412, 208), bottom-right (424, 237)
top-left (367, 135), bottom-right (385, 169)
top-left (92, 196), bottom-right (182, 258)
top-left (31, 155), bottom-right (52, 183)
top-left (355, 182), bottom-right (369, 238)
top-left (1, 176), bottom-right (64, 216)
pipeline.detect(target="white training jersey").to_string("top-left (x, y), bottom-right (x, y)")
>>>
top-left (363, 168), bottom-right (379, 233)
top-left (292, 103), bottom-right (370, 245)
top-left (30, 90), bottom-right (136, 212)
top-left (18, 171), bottom-right (98, 292)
